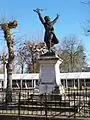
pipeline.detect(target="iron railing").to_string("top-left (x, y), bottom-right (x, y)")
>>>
top-left (0, 87), bottom-right (89, 119)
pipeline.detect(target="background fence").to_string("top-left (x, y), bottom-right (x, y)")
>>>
top-left (0, 87), bottom-right (90, 119)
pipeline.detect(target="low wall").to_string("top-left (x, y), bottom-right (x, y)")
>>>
top-left (0, 115), bottom-right (88, 120)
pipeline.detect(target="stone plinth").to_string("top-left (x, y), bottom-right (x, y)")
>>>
top-left (38, 54), bottom-right (63, 94)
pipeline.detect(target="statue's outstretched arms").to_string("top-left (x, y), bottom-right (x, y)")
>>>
top-left (52, 14), bottom-right (60, 25)
top-left (34, 8), bottom-right (45, 25)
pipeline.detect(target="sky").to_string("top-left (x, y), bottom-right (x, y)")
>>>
top-left (0, 0), bottom-right (90, 65)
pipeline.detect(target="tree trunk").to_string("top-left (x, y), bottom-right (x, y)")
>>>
top-left (1, 21), bottom-right (17, 102)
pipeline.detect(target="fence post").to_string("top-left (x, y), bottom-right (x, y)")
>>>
top-left (74, 91), bottom-right (76, 118)
top-left (18, 89), bottom-right (21, 120)
top-left (45, 93), bottom-right (47, 118)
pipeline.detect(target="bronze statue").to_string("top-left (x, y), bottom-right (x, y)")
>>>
top-left (34, 8), bottom-right (60, 52)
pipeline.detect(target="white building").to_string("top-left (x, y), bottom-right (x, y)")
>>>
top-left (0, 72), bottom-right (90, 89)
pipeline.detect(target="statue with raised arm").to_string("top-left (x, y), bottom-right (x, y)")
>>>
top-left (34, 8), bottom-right (60, 52)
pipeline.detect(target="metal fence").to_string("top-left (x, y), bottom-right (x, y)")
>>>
top-left (0, 87), bottom-right (90, 119)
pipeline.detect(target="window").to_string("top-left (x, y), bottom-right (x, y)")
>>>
top-left (12, 80), bottom-right (18, 88)
top-left (22, 80), bottom-right (25, 88)
top-left (36, 79), bottom-right (39, 86)
top-left (67, 79), bottom-right (73, 87)
top-left (86, 79), bottom-right (90, 87)
top-left (26, 80), bottom-right (32, 87)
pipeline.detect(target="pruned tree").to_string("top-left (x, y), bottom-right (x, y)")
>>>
top-left (16, 41), bottom-right (46, 73)
top-left (59, 35), bottom-right (87, 72)
top-left (0, 20), bottom-right (17, 102)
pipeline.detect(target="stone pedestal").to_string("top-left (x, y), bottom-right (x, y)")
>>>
top-left (38, 54), bottom-right (63, 94)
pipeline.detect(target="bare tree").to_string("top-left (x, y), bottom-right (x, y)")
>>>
top-left (81, 0), bottom-right (90, 35)
top-left (0, 53), bottom-right (7, 74)
top-left (16, 41), bottom-right (46, 73)
top-left (59, 35), bottom-right (87, 72)
top-left (0, 20), bottom-right (17, 102)
top-left (15, 50), bottom-right (25, 73)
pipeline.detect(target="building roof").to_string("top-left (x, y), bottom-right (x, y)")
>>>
top-left (60, 72), bottom-right (90, 79)
top-left (0, 73), bottom-right (39, 81)
top-left (0, 72), bottom-right (90, 81)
